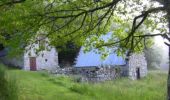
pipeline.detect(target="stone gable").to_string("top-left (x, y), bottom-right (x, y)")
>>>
top-left (128, 53), bottom-right (147, 80)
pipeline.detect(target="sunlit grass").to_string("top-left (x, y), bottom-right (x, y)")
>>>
top-left (8, 69), bottom-right (167, 100)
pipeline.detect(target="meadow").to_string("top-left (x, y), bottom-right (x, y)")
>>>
top-left (5, 69), bottom-right (167, 100)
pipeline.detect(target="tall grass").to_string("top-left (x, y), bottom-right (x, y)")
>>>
top-left (0, 64), bottom-right (18, 100)
top-left (6, 69), bottom-right (167, 100)
top-left (69, 71), bottom-right (167, 100)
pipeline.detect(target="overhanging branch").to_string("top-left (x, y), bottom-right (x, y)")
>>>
top-left (0, 0), bottom-right (26, 7)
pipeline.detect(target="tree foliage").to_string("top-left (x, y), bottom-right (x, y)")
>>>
top-left (0, 0), bottom-right (166, 56)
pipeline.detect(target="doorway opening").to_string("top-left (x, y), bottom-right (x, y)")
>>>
top-left (29, 57), bottom-right (37, 71)
top-left (136, 68), bottom-right (140, 79)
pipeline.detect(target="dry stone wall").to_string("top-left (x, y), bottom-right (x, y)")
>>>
top-left (55, 66), bottom-right (128, 82)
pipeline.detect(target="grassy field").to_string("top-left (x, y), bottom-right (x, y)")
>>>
top-left (7, 70), bottom-right (167, 100)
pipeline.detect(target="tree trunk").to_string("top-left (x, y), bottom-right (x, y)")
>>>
top-left (168, 46), bottom-right (170, 100)
top-left (166, 0), bottom-right (170, 99)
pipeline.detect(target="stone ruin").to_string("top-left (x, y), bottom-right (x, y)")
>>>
top-left (128, 53), bottom-right (147, 80)
top-left (54, 52), bottom-right (147, 82)
top-left (55, 66), bottom-right (128, 82)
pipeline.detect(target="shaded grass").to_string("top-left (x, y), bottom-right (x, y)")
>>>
top-left (8, 70), bottom-right (167, 100)
top-left (0, 64), bottom-right (18, 100)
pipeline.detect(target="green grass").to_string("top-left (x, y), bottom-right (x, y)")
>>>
top-left (7, 70), bottom-right (167, 100)
top-left (0, 64), bottom-right (18, 100)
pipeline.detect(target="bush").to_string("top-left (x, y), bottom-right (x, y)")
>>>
top-left (0, 64), bottom-right (18, 100)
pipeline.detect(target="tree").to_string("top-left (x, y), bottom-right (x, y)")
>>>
top-left (57, 41), bottom-right (81, 67)
top-left (0, 0), bottom-right (170, 99)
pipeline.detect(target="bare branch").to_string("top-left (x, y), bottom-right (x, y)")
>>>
top-left (0, 0), bottom-right (26, 7)
top-left (127, 7), bottom-right (165, 40)
top-left (165, 42), bottom-right (170, 46)
top-left (63, 13), bottom-right (88, 37)
top-left (134, 33), bottom-right (163, 37)
top-left (39, 0), bottom-right (121, 19)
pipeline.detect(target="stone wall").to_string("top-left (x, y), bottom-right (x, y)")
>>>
top-left (55, 65), bottom-right (128, 82)
top-left (54, 53), bottom-right (148, 82)
top-left (128, 53), bottom-right (147, 80)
